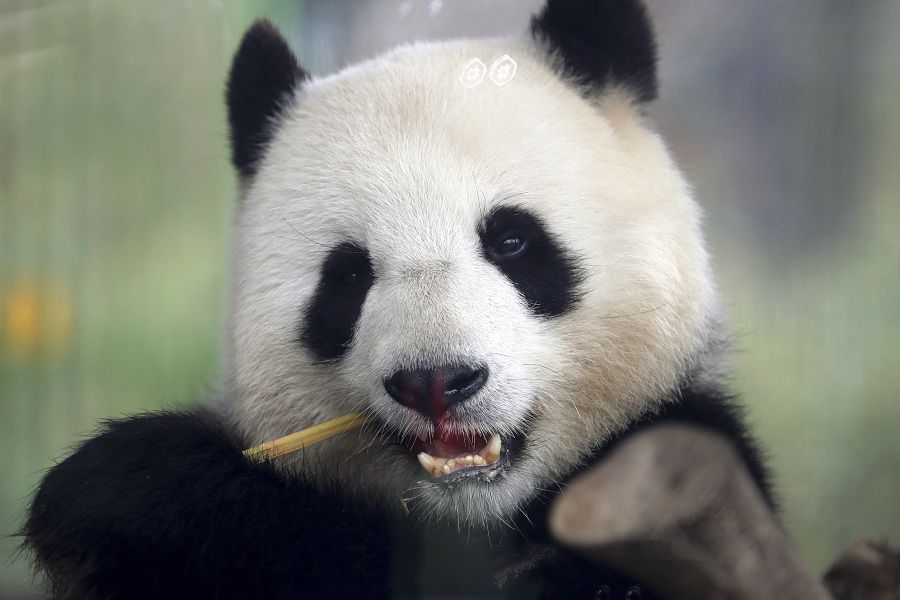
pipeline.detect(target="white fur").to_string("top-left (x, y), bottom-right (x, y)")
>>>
top-left (220, 34), bottom-right (718, 525)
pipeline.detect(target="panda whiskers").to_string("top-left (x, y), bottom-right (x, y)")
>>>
top-left (346, 425), bottom-right (384, 461)
top-left (497, 513), bottom-right (528, 541)
top-left (517, 505), bottom-right (535, 527)
top-left (279, 216), bottom-right (332, 250)
top-left (536, 387), bottom-right (583, 421)
top-left (353, 418), bottom-right (392, 457)
top-left (398, 486), bottom-right (435, 512)
top-left (279, 216), bottom-right (367, 254)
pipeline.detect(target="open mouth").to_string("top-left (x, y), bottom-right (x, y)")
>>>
top-left (399, 428), bottom-right (524, 482)
top-left (416, 432), bottom-right (503, 477)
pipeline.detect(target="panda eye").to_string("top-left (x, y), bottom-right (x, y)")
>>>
top-left (320, 243), bottom-right (375, 291)
top-left (340, 270), bottom-right (364, 287)
top-left (301, 242), bottom-right (375, 362)
top-left (478, 205), bottom-right (585, 318)
top-left (490, 232), bottom-right (528, 259)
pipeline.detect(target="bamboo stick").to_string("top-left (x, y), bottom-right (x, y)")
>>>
top-left (242, 412), bottom-right (367, 462)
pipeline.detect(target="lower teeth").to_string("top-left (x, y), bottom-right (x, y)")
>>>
top-left (416, 434), bottom-right (502, 477)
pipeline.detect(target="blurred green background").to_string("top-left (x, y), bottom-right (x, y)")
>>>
top-left (1, 1), bottom-right (898, 597)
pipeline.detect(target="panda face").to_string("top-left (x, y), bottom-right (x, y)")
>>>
top-left (223, 18), bottom-right (716, 524)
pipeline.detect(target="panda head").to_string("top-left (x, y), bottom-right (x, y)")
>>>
top-left (222, 0), bottom-right (717, 525)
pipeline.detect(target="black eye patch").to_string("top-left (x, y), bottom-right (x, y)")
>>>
top-left (300, 242), bottom-right (375, 362)
top-left (478, 206), bottom-right (585, 317)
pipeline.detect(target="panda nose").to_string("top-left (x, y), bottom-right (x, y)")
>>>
top-left (384, 365), bottom-right (488, 418)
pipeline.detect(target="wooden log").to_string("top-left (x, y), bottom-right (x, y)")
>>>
top-left (823, 538), bottom-right (900, 600)
top-left (550, 423), bottom-right (832, 600)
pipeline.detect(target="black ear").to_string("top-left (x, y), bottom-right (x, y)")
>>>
top-left (226, 20), bottom-right (308, 179)
top-left (531, 0), bottom-right (658, 102)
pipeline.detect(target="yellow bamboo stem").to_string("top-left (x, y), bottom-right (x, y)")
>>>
top-left (242, 412), bottom-right (367, 462)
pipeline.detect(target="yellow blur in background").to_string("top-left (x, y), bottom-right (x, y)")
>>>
top-left (1, 1), bottom-right (899, 597)
top-left (3, 282), bottom-right (72, 360)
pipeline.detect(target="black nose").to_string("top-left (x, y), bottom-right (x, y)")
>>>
top-left (384, 365), bottom-right (487, 418)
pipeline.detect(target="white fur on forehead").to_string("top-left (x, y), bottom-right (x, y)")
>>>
top-left (223, 35), bottom-right (716, 520)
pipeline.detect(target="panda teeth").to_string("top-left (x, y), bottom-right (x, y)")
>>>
top-left (416, 434), bottom-right (502, 477)
top-left (417, 452), bottom-right (442, 475)
top-left (482, 434), bottom-right (502, 464)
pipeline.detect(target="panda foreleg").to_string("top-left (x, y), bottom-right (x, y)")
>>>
top-left (24, 409), bottom-right (392, 599)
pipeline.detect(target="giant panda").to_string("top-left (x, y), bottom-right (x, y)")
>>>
top-left (24, 1), bottom-right (773, 598)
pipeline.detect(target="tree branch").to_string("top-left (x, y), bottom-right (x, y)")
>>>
top-left (550, 423), bottom-right (832, 600)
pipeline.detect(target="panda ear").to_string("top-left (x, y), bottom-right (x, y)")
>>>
top-left (226, 20), bottom-right (308, 179)
top-left (530, 0), bottom-right (658, 102)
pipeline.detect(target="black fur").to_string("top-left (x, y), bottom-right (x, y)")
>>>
top-left (479, 205), bottom-right (585, 318)
top-left (300, 242), bottom-right (375, 361)
top-left (24, 410), bottom-right (391, 599)
top-left (531, 0), bottom-right (658, 102)
top-left (23, 384), bottom-right (770, 599)
top-left (226, 20), bottom-right (307, 178)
